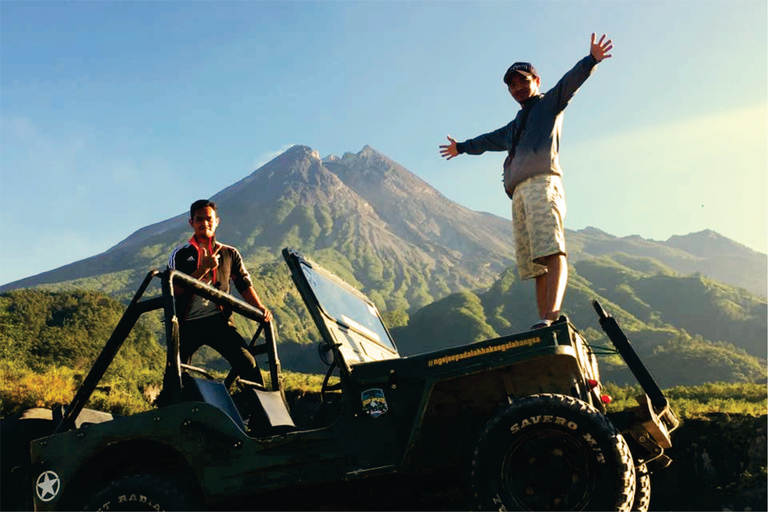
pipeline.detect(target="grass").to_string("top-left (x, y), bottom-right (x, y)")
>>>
top-left (0, 362), bottom-right (342, 419)
top-left (603, 381), bottom-right (767, 418)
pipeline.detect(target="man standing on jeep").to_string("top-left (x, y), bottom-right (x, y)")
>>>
top-left (168, 199), bottom-right (272, 384)
top-left (439, 33), bottom-right (613, 330)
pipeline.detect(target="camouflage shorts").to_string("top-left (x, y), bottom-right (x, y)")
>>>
top-left (511, 175), bottom-right (567, 280)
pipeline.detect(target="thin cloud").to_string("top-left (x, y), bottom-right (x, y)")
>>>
top-left (252, 144), bottom-right (297, 170)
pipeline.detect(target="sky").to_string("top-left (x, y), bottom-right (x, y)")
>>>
top-left (1, 0), bottom-right (766, 286)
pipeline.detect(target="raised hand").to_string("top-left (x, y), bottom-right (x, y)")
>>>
top-left (590, 33), bottom-right (613, 62)
top-left (199, 245), bottom-right (221, 275)
top-left (439, 136), bottom-right (459, 160)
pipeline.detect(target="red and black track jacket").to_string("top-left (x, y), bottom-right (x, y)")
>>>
top-left (167, 236), bottom-right (253, 324)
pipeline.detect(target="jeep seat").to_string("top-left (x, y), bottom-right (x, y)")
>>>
top-left (240, 387), bottom-right (297, 437)
top-left (182, 373), bottom-right (247, 431)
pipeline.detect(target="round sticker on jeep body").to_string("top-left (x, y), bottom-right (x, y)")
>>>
top-left (36, 471), bottom-right (61, 502)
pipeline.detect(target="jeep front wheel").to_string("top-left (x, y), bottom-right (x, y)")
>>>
top-left (471, 393), bottom-right (635, 511)
top-left (85, 473), bottom-right (197, 511)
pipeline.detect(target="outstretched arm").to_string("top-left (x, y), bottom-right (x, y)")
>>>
top-left (545, 33), bottom-right (613, 111)
top-left (441, 122), bottom-right (514, 158)
top-left (590, 33), bottom-right (613, 62)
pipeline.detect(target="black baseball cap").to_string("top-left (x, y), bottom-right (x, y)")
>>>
top-left (504, 62), bottom-right (539, 84)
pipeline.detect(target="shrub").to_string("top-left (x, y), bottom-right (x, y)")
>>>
top-left (603, 382), bottom-right (767, 419)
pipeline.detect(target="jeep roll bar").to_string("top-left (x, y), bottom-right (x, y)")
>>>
top-left (54, 269), bottom-right (277, 434)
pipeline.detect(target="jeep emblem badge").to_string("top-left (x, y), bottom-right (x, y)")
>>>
top-left (36, 471), bottom-right (61, 502)
top-left (361, 388), bottom-right (388, 418)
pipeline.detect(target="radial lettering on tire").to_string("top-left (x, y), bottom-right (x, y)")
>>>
top-left (85, 473), bottom-right (196, 511)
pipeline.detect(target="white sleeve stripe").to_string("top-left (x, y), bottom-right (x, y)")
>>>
top-left (168, 246), bottom-right (182, 269)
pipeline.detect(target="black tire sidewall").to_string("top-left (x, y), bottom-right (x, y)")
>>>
top-left (471, 393), bottom-right (635, 511)
top-left (85, 473), bottom-right (196, 512)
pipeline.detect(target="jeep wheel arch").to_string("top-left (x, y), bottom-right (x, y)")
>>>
top-left (63, 439), bottom-right (201, 510)
top-left (84, 472), bottom-right (199, 511)
top-left (471, 393), bottom-right (636, 511)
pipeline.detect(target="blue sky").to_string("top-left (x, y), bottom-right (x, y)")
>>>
top-left (1, 0), bottom-right (766, 285)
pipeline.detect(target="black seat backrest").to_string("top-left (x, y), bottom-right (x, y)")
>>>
top-left (182, 374), bottom-right (246, 431)
top-left (243, 387), bottom-right (297, 437)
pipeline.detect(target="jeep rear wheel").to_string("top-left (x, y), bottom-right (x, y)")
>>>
top-left (85, 473), bottom-right (197, 511)
top-left (471, 394), bottom-right (635, 511)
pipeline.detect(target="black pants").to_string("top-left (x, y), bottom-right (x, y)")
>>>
top-left (180, 314), bottom-right (263, 385)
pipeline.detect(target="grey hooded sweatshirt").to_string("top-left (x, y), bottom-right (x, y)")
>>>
top-left (456, 55), bottom-right (598, 196)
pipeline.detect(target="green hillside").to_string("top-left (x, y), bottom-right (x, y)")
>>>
top-left (9, 251), bottom-right (766, 390)
top-left (0, 289), bottom-right (165, 416)
top-left (1, 280), bottom-right (765, 420)
top-left (392, 254), bottom-right (766, 388)
top-left (5, 247), bottom-right (765, 390)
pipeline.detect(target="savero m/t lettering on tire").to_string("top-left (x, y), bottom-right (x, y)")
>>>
top-left (471, 393), bottom-right (636, 511)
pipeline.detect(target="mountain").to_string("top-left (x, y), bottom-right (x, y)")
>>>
top-left (2, 145), bottom-right (764, 300)
top-left (1, 146), bottom-right (518, 314)
top-left (569, 227), bottom-right (766, 297)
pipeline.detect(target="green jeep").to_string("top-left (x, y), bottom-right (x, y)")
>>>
top-left (2, 248), bottom-right (678, 511)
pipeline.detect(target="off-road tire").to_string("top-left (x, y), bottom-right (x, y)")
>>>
top-left (471, 393), bottom-right (636, 511)
top-left (632, 464), bottom-right (651, 511)
top-left (84, 473), bottom-right (197, 511)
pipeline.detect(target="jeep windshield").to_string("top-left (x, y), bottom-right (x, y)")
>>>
top-left (299, 262), bottom-right (397, 354)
